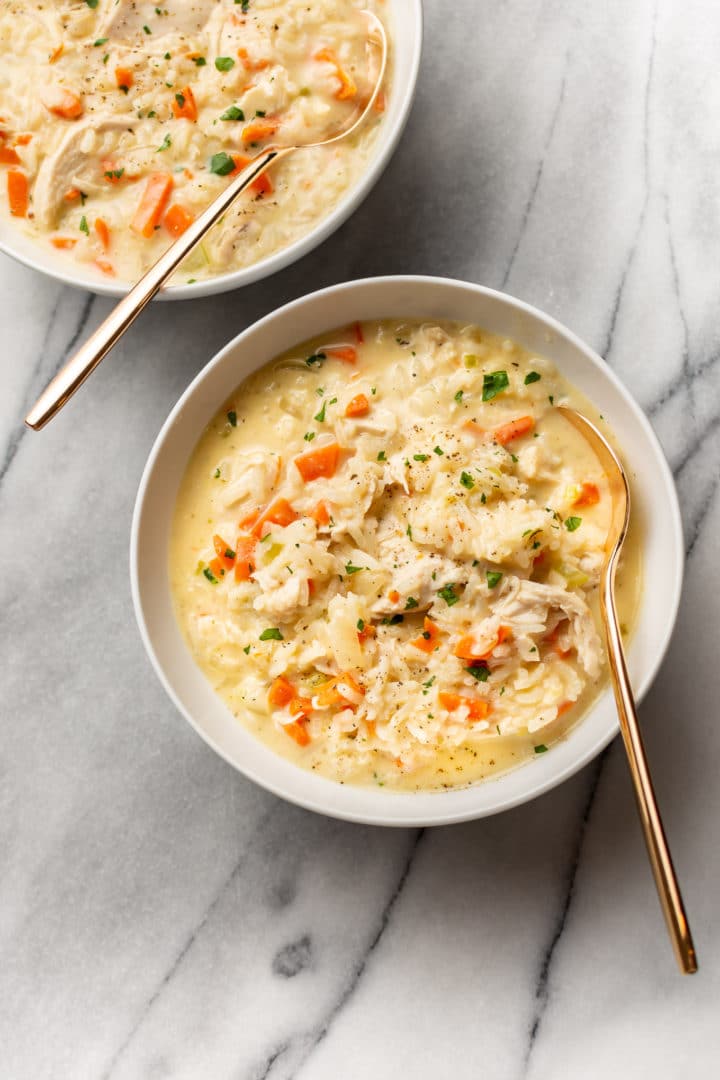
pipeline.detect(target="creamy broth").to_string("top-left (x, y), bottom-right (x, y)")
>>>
top-left (0, 0), bottom-right (388, 283)
top-left (170, 320), bottom-right (641, 791)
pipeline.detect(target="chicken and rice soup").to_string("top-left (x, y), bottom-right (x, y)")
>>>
top-left (170, 320), bottom-right (641, 790)
top-left (0, 0), bottom-right (388, 283)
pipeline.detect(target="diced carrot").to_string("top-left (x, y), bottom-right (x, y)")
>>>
top-left (115, 67), bottom-right (134, 92)
top-left (315, 671), bottom-right (364, 710)
top-left (94, 217), bottom-right (111, 252)
top-left (41, 86), bottom-right (83, 119)
top-left (268, 675), bottom-right (295, 708)
top-left (388, 589), bottom-right (400, 604)
top-left (345, 393), bottom-right (369, 418)
top-left (164, 202), bottom-right (194, 237)
top-left (64, 187), bottom-right (81, 201)
top-left (454, 625), bottom-right (512, 661)
top-left (314, 48), bottom-right (357, 100)
top-left (212, 534), bottom-right (236, 572)
top-left (373, 89), bottom-right (387, 113)
top-left (14, 134), bottom-right (33, 146)
top-left (172, 85), bottom-right (198, 121)
top-left (463, 419), bottom-right (487, 438)
top-left (50, 236), bottom-right (77, 249)
top-left (326, 345), bottom-right (357, 365)
top-left (237, 47), bottom-right (270, 72)
top-left (353, 320), bottom-right (364, 344)
top-left (365, 719), bottom-right (376, 737)
top-left (230, 153), bottom-right (273, 195)
top-left (0, 146), bottom-right (21, 166)
top-left (410, 617), bottom-right (440, 654)
top-left (294, 442), bottom-right (341, 483)
top-left (94, 257), bottom-right (115, 276)
top-left (310, 501), bottom-right (330, 527)
top-left (49, 43), bottom-right (64, 64)
top-left (557, 700), bottom-right (574, 717)
top-left (284, 720), bottom-right (311, 747)
top-left (130, 173), bottom-right (174, 238)
top-left (241, 117), bottom-right (278, 144)
top-left (208, 556), bottom-right (225, 579)
top-left (492, 416), bottom-right (535, 445)
top-left (439, 692), bottom-right (491, 721)
top-left (7, 170), bottom-right (28, 217)
top-left (234, 535), bottom-right (257, 581)
top-left (357, 622), bottom-right (376, 644)
top-left (238, 507), bottom-right (261, 532)
top-left (252, 496), bottom-right (298, 537)
top-left (573, 482), bottom-right (600, 507)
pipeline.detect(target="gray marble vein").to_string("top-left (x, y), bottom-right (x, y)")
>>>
top-left (2, 0), bottom-right (720, 1077)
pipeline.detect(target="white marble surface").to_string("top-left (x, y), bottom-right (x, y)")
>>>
top-left (1, 1), bottom-right (719, 1076)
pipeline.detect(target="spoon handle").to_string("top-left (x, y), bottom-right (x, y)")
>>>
top-left (602, 561), bottom-right (697, 974)
top-left (25, 148), bottom-right (285, 431)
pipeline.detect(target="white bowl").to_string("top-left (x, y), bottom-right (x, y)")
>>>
top-left (0, 1), bottom-right (422, 301)
top-left (131, 276), bottom-right (683, 826)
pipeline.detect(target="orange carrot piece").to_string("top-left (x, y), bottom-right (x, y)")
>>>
top-left (284, 720), bottom-right (311, 747)
top-left (310, 501), bottom-right (330, 527)
top-left (172, 85), bottom-right (198, 121)
top-left (268, 676), bottom-right (295, 708)
top-left (50, 236), bottom-right (77, 249)
top-left (238, 507), bottom-right (261, 532)
top-left (14, 134), bottom-right (33, 146)
top-left (557, 700), bottom-right (574, 717)
top-left (130, 173), bottom-right (174, 238)
top-left (94, 217), bottom-right (111, 252)
top-left (241, 117), bottom-right (279, 144)
top-left (0, 146), bottom-right (21, 166)
top-left (212, 534), bottom-right (236, 572)
top-left (94, 257), bottom-right (115, 276)
top-left (7, 170), bottom-right (28, 217)
top-left (314, 48), bottom-right (357, 100)
top-left (208, 556), bottom-right (226, 579)
top-left (237, 47), bottom-right (270, 72)
top-left (252, 496), bottom-right (298, 537)
top-left (492, 415), bottom-right (535, 445)
top-left (294, 442), bottom-right (341, 483)
top-left (410, 617), bottom-right (441, 654)
top-left (164, 203), bottom-right (194, 237)
top-left (64, 187), bottom-right (81, 201)
top-left (230, 153), bottom-right (274, 195)
top-left (353, 320), bottom-right (364, 344)
top-left (326, 345), bottom-right (357, 365)
top-left (49, 43), bottom-right (64, 64)
top-left (373, 89), bottom-right (387, 113)
top-left (115, 67), bottom-right (134, 92)
top-left (234, 536), bottom-right (256, 581)
top-left (388, 589), bottom-right (400, 604)
top-left (463, 419), bottom-right (487, 438)
top-left (41, 87), bottom-right (83, 119)
top-left (454, 625), bottom-right (512, 661)
top-left (439, 692), bottom-right (491, 721)
top-left (345, 393), bottom-right (369, 418)
top-left (573, 482), bottom-right (600, 507)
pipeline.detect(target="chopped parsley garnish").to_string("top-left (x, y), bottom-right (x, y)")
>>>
top-left (224, 548), bottom-right (236, 560)
top-left (433, 446), bottom-right (444, 455)
top-left (104, 168), bottom-right (124, 180)
top-left (482, 370), bottom-right (509, 401)
top-left (486, 571), bottom-right (503, 589)
top-left (405, 596), bottom-right (419, 609)
top-left (345, 563), bottom-right (364, 575)
top-left (220, 105), bottom-right (244, 121)
top-left (382, 614), bottom-right (404, 625)
top-left (314, 400), bottom-right (327, 423)
top-left (460, 471), bottom-right (475, 490)
top-left (534, 744), bottom-right (548, 754)
top-left (524, 371), bottom-right (541, 384)
top-left (454, 390), bottom-right (464, 403)
top-left (377, 450), bottom-right (386, 461)
top-left (85, 0), bottom-right (99, 8)
top-left (303, 431), bottom-right (315, 441)
top-left (437, 584), bottom-right (459, 606)
top-left (93, 37), bottom-right (108, 46)
top-left (79, 215), bottom-right (89, 235)
top-left (423, 676), bottom-right (436, 688)
top-left (227, 410), bottom-right (237, 426)
top-left (215, 56), bottom-right (235, 71)
top-left (243, 644), bottom-right (251, 654)
top-left (156, 133), bottom-right (172, 152)
top-left (356, 619), bottom-right (365, 632)
top-left (480, 492), bottom-right (487, 504)
top-left (466, 664), bottom-right (490, 682)
top-left (192, 56), bottom-right (207, 66)
top-left (565, 516), bottom-right (582, 532)
top-left (406, 523), bottom-right (413, 540)
top-left (213, 468), bottom-right (221, 478)
top-left (305, 352), bottom-right (326, 368)
top-left (548, 395), bottom-right (555, 405)
top-left (259, 628), bottom-right (283, 641)
top-left (143, 24), bottom-right (152, 34)
top-left (413, 453), bottom-right (428, 462)
top-left (209, 151), bottom-right (234, 175)
top-left (203, 567), bottom-right (218, 584)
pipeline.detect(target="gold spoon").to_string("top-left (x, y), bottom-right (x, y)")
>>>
top-left (25, 11), bottom-right (387, 431)
top-left (558, 405), bottom-right (697, 974)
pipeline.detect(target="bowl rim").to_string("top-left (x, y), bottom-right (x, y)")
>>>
top-left (130, 275), bottom-right (684, 826)
top-left (0, 0), bottom-right (423, 302)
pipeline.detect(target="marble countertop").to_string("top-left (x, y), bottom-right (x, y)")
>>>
top-left (2, 1), bottom-right (719, 1076)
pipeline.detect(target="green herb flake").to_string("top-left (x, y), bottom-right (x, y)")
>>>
top-left (156, 133), bottom-right (172, 152)
top-left (377, 450), bottom-right (386, 461)
top-left (345, 563), bottom-right (364, 575)
top-left (305, 352), bottom-right (326, 368)
top-left (314, 400), bottom-right (327, 423)
top-left (406, 523), bottom-right (413, 540)
top-left (93, 37), bottom-right (108, 46)
top-left (227, 410), bottom-right (237, 427)
top-left (79, 215), bottom-right (89, 235)
top-left (209, 151), bottom-right (234, 175)
top-left (486, 571), bottom-right (503, 589)
top-left (413, 453), bottom-right (428, 462)
top-left (215, 56), bottom-right (235, 72)
top-left (220, 105), bottom-right (244, 121)
top-left (524, 371), bottom-right (541, 385)
top-left (303, 431), bottom-right (315, 442)
top-left (405, 597), bottom-right (419, 610)
top-left (243, 644), bottom-right (251, 654)
top-left (433, 446), bottom-right (444, 455)
top-left (259, 627), bottom-right (283, 641)
top-left (437, 584), bottom-right (459, 607)
top-left (356, 619), bottom-right (365, 632)
top-left (482, 370), bottom-right (509, 401)
top-left (460, 471), bottom-right (475, 490)
top-left (565, 516), bottom-right (582, 532)
top-left (193, 56), bottom-right (207, 66)
top-left (534, 744), bottom-right (549, 754)
top-left (466, 664), bottom-right (490, 682)
top-left (203, 567), bottom-right (218, 584)
top-left (454, 390), bottom-right (464, 403)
